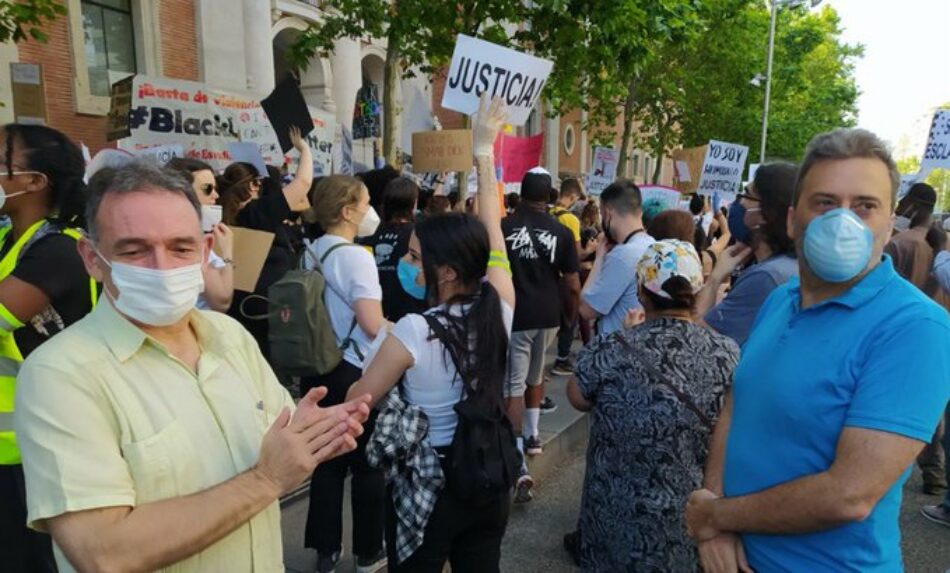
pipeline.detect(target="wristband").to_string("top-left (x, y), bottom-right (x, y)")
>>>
top-left (488, 250), bottom-right (511, 275)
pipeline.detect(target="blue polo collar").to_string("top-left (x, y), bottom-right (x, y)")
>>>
top-left (786, 255), bottom-right (897, 312)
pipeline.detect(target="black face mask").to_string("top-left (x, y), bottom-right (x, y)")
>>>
top-left (601, 213), bottom-right (614, 244)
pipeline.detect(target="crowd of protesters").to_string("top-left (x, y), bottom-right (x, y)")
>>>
top-left (1, 94), bottom-right (949, 573)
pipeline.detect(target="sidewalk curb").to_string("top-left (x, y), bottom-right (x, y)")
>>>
top-left (526, 413), bottom-right (589, 484)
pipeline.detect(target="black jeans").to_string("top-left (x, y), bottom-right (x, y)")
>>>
top-left (0, 464), bottom-right (57, 572)
top-left (302, 360), bottom-right (385, 557)
top-left (385, 458), bottom-right (511, 573)
top-left (556, 312), bottom-right (576, 362)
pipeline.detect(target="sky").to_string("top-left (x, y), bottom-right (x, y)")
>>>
top-left (824, 0), bottom-right (950, 157)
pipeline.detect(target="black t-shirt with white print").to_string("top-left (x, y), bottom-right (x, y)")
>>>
top-left (502, 206), bottom-right (579, 331)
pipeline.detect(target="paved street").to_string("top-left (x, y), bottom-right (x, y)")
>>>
top-left (282, 443), bottom-right (950, 572)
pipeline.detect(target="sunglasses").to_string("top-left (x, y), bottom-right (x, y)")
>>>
top-left (200, 183), bottom-right (218, 195)
top-left (736, 191), bottom-right (761, 203)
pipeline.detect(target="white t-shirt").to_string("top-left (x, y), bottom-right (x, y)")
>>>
top-left (390, 301), bottom-right (514, 447)
top-left (196, 250), bottom-right (228, 311)
top-left (305, 235), bottom-right (382, 368)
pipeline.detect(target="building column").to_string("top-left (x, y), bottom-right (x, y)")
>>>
top-left (545, 113), bottom-right (560, 175)
top-left (330, 37), bottom-right (361, 132)
top-left (579, 109), bottom-right (589, 175)
top-left (196, 0), bottom-right (247, 92)
top-left (242, 0), bottom-right (275, 96)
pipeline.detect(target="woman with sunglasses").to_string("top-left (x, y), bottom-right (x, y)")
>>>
top-left (166, 157), bottom-right (234, 312)
top-left (218, 127), bottom-right (313, 358)
top-left (0, 124), bottom-right (96, 572)
top-left (695, 162), bottom-right (800, 345)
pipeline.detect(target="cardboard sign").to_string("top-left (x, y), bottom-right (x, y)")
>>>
top-left (411, 129), bottom-right (473, 172)
top-left (492, 133), bottom-right (544, 184)
top-left (228, 227), bottom-right (275, 292)
top-left (261, 76), bottom-right (314, 153)
top-left (106, 76), bottom-right (134, 141)
top-left (672, 145), bottom-right (708, 194)
top-left (697, 140), bottom-right (749, 200)
top-left (133, 143), bottom-right (184, 164)
top-left (10, 63), bottom-right (46, 124)
top-left (441, 34), bottom-right (554, 126)
top-left (920, 109), bottom-right (950, 173)
top-left (588, 147), bottom-right (619, 196)
top-left (227, 142), bottom-right (268, 177)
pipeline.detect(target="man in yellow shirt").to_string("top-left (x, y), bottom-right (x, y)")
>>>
top-left (14, 161), bottom-right (371, 572)
top-left (550, 177), bottom-right (585, 377)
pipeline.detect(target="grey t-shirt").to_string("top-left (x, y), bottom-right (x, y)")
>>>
top-left (705, 254), bottom-right (799, 346)
top-left (583, 232), bottom-right (656, 335)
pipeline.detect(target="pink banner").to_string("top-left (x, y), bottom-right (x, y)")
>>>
top-left (493, 133), bottom-right (544, 183)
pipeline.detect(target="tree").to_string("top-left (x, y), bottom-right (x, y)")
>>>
top-left (522, 0), bottom-right (703, 176)
top-left (677, 3), bottom-right (862, 162)
top-left (0, 0), bottom-right (66, 44)
top-left (289, 0), bottom-right (523, 165)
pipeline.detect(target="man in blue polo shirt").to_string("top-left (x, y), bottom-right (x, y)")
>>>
top-left (685, 128), bottom-right (950, 572)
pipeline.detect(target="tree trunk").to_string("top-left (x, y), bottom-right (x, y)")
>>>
top-left (616, 79), bottom-right (637, 177)
top-left (382, 32), bottom-right (401, 166)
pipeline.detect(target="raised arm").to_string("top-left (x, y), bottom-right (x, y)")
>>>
top-left (282, 126), bottom-right (313, 212)
top-left (473, 94), bottom-right (514, 309)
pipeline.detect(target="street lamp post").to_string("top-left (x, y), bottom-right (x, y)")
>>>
top-left (760, 0), bottom-right (779, 164)
top-left (759, 0), bottom-right (822, 164)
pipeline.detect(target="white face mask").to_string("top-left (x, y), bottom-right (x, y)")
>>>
top-left (99, 254), bottom-right (205, 326)
top-left (0, 182), bottom-right (30, 211)
top-left (893, 215), bottom-right (911, 233)
top-left (356, 206), bottom-right (381, 237)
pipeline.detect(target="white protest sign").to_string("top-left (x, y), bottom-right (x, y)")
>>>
top-left (674, 160), bottom-right (691, 183)
top-left (133, 143), bottom-right (184, 164)
top-left (441, 34), bottom-right (553, 126)
top-left (920, 109), bottom-right (950, 173)
top-left (639, 185), bottom-right (683, 213)
top-left (697, 140), bottom-right (749, 200)
top-left (587, 147), bottom-right (619, 195)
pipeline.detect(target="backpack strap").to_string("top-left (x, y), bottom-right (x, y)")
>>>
top-left (610, 331), bottom-right (714, 431)
top-left (319, 241), bottom-right (369, 360)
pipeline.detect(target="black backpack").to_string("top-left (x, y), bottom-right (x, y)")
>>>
top-left (423, 314), bottom-right (521, 506)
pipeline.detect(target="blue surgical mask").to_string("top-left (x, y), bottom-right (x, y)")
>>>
top-left (397, 258), bottom-right (426, 300)
top-left (728, 202), bottom-right (752, 245)
top-left (803, 208), bottom-right (873, 283)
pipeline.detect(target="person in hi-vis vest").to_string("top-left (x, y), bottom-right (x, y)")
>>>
top-left (0, 124), bottom-right (96, 573)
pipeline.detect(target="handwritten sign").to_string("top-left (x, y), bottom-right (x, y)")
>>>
top-left (106, 76), bottom-right (134, 141)
top-left (920, 109), bottom-right (950, 173)
top-left (587, 147), bottom-right (619, 196)
top-left (639, 185), bottom-right (683, 214)
top-left (411, 129), bottom-right (473, 172)
top-left (697, 140), bottom-right (749, 200)
top-left (441, 35), bottom-right (553, 126)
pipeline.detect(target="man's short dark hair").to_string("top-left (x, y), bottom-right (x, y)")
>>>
top-left (755, 162), bottom-right (798, 255)
top-left (897, 182), bottom-right (938, 227)
top-left (521, 171), bottom-right (554, 202)
top-left (381, 176), bottom-right (419, 223)
top-left (86, 159), bottom-right (200, 241)
top-left (561, 177), bottom-right (584, 199)
top-left (600, 179), bottom-right (642, 215)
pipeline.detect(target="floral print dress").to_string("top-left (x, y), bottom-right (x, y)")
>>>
top-left (575, 318), bottom-right (740, 572)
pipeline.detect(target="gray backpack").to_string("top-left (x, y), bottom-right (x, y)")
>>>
top-left (243, 242), bottom-right (364, 376)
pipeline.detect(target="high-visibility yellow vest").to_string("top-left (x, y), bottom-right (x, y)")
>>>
top-left (0, 219), bottom-right (97, 465)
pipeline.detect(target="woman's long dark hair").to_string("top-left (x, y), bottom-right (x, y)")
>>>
top-left (218, 161), bottom-right (258, 225)
top-left (4, 124), bottom-right (86, 229)
top-left (415, 212), bottom-right (508, 408)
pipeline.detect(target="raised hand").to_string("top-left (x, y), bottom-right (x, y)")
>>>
top-left (473, 93), bottom-right (507, 157)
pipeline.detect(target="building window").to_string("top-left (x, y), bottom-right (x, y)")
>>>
top-left (563, 124), bottom-right (575, 156)
top-left (632, 154), bottom-right (640, 177)
top-left (81, 0), bottom-right (137, 97)
top-left (644, 156), bottom-right (652, 182)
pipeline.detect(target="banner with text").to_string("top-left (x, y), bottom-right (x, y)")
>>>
top-left (441, 34), bottom-right (554, 126)
top-left (411, 129), bottom-right (474, 172)
top-left (920, 109), bottom-right (950, 173)
top-left (123, 75), bottom-right (333, 173)
top-left (587, 147), bottom-right (619, 195)
top-left (697, 140), bottom-right (749, 200)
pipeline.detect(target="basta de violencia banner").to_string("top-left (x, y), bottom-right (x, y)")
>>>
top-left (121, 75), bottom-right (334, 174)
